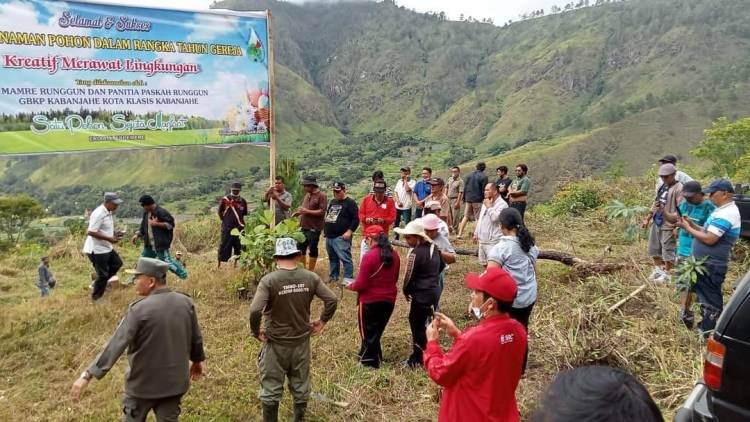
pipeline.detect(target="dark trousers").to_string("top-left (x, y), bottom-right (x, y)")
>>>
top-left (298, 229), bottom-right (321, 258)
top-left (88, 250), bottom-right (123, 300)
top-left (122, 394), bottom-right (182, 422)
top-left (358, 301), bottom-right (395, 368)
top-left (394, 209), bottom-right (412, 239)
top-left (508, 302), bottom-right (535, 374)
top-left (414, 207), bottom-right (424, 219)
top-left (407, 299), bottom-right (435, 366)
top-left (693, 261), bottom-right (728, 333)
top-left (510, 202), bottom-right (527, 221)
top-left (218, 229), bottom-right (242, 262)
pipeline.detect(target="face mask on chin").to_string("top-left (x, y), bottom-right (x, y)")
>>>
top-left (470, 299), bottom-right (491, 320)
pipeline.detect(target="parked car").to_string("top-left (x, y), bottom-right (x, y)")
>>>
top-left (674, 270), bottom-right (750, 421)
top-left (734, 187), bottom-right (750, 239)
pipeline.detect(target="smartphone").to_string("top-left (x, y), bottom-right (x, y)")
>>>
top-left (425, 305), bottom-right (435, 327)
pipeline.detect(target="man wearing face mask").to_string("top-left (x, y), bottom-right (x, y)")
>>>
top-left (71, 258), bottom-right (205, 420)
top-left (424, 267), bottom-right (526, 422)
top-left (678, 179), bottom-right (741, 335)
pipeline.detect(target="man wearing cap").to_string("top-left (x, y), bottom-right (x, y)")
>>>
top-left (474, 183), bottom-right (508, 266)
top-left (447, 167), bottom-right (464, 233)
top-left (424, 267), bottom-right (526, 422)
top-left (656, 155), bottom-right (693, 191)
top-left (249, 238), bottom-right (338, 422)
top-left (412, 167), bottom-right (433, 219)
top-left (324, 181), bottom-right (359, 285)
top-left (133, 195), bottom-right (187, 279)
top-left (424, 177), bottom-right (453, 230)
top-left (643, 163), bottom-right (684, 283)
top-left (83, 192), bottom-right (125, 301)
top-left (663, 181), bottom-right (715, 328)
top-left (359, 178), bottom-right (397, 262)
top-left (678, 179), bottom-right (741, 334)
top-left (264, 176), bottom-right (293, 226)
top-left (294, 176), bottom-right (328, 272)
top-left (396, 220), bottom-right (445, 368)
top-left (458, 162), bottom-right (488, 238)
top-left (217, 182), bottom-right (248, 268)
top-left (71, 257), bottom-right (205, 421)
top-left (394, 166), bottom-right (416, 238)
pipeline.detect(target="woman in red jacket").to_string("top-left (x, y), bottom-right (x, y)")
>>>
top-left (347, 225), bottom-right (401, 368)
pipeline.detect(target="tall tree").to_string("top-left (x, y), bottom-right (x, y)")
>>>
top-left (0, 195), bottom-right (45, 244)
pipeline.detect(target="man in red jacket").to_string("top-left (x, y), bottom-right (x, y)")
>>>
top-left (358, 178), bottom-right (396, 262)
top-left (424, 267), bottom-right (527, 422)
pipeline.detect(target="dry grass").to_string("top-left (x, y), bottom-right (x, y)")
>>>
top-left (0, 206), bottom-right (742, 421)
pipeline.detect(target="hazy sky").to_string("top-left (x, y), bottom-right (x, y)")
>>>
top-left (90, 0), bottom-right (565, 24)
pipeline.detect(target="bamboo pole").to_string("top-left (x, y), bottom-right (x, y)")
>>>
top-left (267, 9), bottom-right (277, 228)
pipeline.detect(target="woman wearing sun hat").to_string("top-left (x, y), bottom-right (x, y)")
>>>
top-left (347, 225), bottom-right (401, 368)
top-left (395, 219), bottom-right (445, 368)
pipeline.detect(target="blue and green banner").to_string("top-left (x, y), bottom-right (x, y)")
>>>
top-left (0, 0), bottom-right (271, 154)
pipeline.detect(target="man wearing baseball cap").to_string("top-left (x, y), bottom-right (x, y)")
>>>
top-left (217, 181), bottom-right (248, 268)
top-left (71, 258), bottom-right (205, 420)
top-left (359, 178), bottom-right (396, 262)
top-left (249, 238), bottom-right (338, 421)
top-left (424, 267), bottom-right (527, 422)
top-left (678, 179), bottom-right (741, 334)
top-left (294, 176), bottom-right (328, 272)
top-left (323, 181), bottom-right (359, 285)
top-left (83, 192), bottom-right (125, 301)
top-left (656, 154), bottom-right (693, 189)
top-left (132, 195), bottom-right (187, 279)
top-left (663, 181), bottom-right (715, 328)
top-left (424, 177), bottom-right (453, 230)
top-left (643, 163), bottom-right (684, 283)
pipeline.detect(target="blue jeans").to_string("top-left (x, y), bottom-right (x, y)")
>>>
top-left (326, 236), bottom-right (354, 281)
top-left (693, 260), bottom-right (728, 333)
top-left (394, 208), bottom-right (412, 239)
top-left (37, 282), bottom-right (49, 297)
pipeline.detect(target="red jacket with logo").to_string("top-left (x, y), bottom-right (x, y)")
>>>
top-left (424, 314), bottom-right (527, 422)
top-left (358, 194), bottom-right (396, 235)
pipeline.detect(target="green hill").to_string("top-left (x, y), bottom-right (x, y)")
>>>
top-left (3, 0), bottom-right (750, 211)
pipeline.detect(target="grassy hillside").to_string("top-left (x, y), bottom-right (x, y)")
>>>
top-left (2, 177), bottom-right (747, 420)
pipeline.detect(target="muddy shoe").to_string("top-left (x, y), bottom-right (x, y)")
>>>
top-left (680, 310), bottom-right (695, 329)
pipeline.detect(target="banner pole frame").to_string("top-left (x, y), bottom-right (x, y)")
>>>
top-left (267, 9), bottom-right (277, 228)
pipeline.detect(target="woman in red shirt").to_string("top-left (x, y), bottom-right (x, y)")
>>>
top-left (347, 225), bottom-right (401, 368)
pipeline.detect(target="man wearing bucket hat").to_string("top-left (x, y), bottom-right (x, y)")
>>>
top-left (396, 220), bottom-right (445, 368)
top-left (71, 258), bottom-right (205, 421)
top-left (83, 192), bottom-right (125, 301)
top-left (217, 181), bottom-right (248, 268)
top-left (663, 180), bottom-right (715, 328)
top-left (249, 238), bottom-right (338, 422)
top-left (678, 179), bottom-right (741, 334)
top-left (643, 163), bottom-right (684, 283)
top-left (294, 176), bottom-right (328, 272)
top-left (424, 267), bottom-right (527, 422)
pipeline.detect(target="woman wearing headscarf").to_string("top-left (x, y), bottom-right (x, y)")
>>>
top-left (347, 225), bottom-right (401, 368)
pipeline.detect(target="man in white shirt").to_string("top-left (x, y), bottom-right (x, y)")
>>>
top-left (83, 192), bottom-right (124, 301)
top-left (393, 166), bottom-right (416, 239)
top-left (474, 183), bottom-right (508, 267)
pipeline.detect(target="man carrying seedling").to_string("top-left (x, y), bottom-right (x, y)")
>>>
top-left (217, 181), bottom-right (248, 268)
top-left (249, 238), bottom-right (338, 422)
top-left (133, 195), bottom-right (187, 279)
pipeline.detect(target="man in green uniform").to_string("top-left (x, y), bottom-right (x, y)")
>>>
top-left (249, 238), bottom-right (339, 422)
top-left (71, 257), bottom-right (205, 421)
top-left (508, 164), bottom-right (531, 221)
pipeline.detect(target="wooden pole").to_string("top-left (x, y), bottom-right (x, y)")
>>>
top-left (267, 9), bottom-right (277, 228)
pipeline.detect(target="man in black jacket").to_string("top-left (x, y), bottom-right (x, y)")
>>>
top-left (324, 181), bottom-right (359, 285)
top-left (132, 195), bottom-right (188, 279)
top-left (458, 162), bottom-right (489, 238)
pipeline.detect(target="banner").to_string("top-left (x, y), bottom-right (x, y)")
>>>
top-left (0, 0), bottom-right (272, 155)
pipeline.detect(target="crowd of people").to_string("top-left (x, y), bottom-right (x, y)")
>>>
top-left (61, 154), bottom-right (745, 422)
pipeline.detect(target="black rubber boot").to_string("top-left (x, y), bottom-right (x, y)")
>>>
top-left (293, 402), bottom-right (307, 422)
top-left (262, 402), bottom-right (279, 422)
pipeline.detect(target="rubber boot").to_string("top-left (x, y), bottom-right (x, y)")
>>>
top-left (306, 257), bottom-right (317, 272)
top-left (262, 402), bottom-right (279, 422)
top-left (293, 402), bottom-right (307, 422)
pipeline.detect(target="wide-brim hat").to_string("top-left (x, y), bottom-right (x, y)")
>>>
top-left (126, 257), bottom-right (169, 279)
top-left (274, 237), bottom-right (301, 257)
top-left (421, 214), bottom-right (442, 231)
top-left (394, 220), bottom-right (431, 243)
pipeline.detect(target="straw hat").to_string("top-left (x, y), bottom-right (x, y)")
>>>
top-left (394, 220), bottom-right (432, 243)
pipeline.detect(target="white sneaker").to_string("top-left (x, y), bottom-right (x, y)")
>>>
top-left (653, 272), bottom-right (671, 284)
top-left (648, 267), bottom-right (663, 281)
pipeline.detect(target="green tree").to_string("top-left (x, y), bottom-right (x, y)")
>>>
top-left (0, 195), bottom-right (45, 244)
top-left (693, 116), bottom-right (750, 179)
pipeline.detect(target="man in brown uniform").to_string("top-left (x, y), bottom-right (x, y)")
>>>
top-left (250, 238), bottom-right (338, 422)
top-left (447, 167), bottom-right (464, 233)
top-left (424, 177), bottom-right (453, 230)
top-left (293, 176), bottom-right (328, 271)
top-left (71, 257), bottom-right (205, 421)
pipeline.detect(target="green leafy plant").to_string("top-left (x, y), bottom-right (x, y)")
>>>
top-left (605, 200), bottom-right (649, 241)
top-left (674, 256), bottom-right (708, 293)
top-left (232, 210), bottom-right (305, 293)
top-left (547, 179), bottom-right (607, 216)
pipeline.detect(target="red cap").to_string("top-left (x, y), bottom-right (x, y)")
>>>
top-left (364, 225), bottom-right (384, 238)
top-left (465, 267), bottom-right (517, 302)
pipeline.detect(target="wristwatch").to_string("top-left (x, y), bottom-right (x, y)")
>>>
top-left (80, 370), bottom-right (92, 381)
